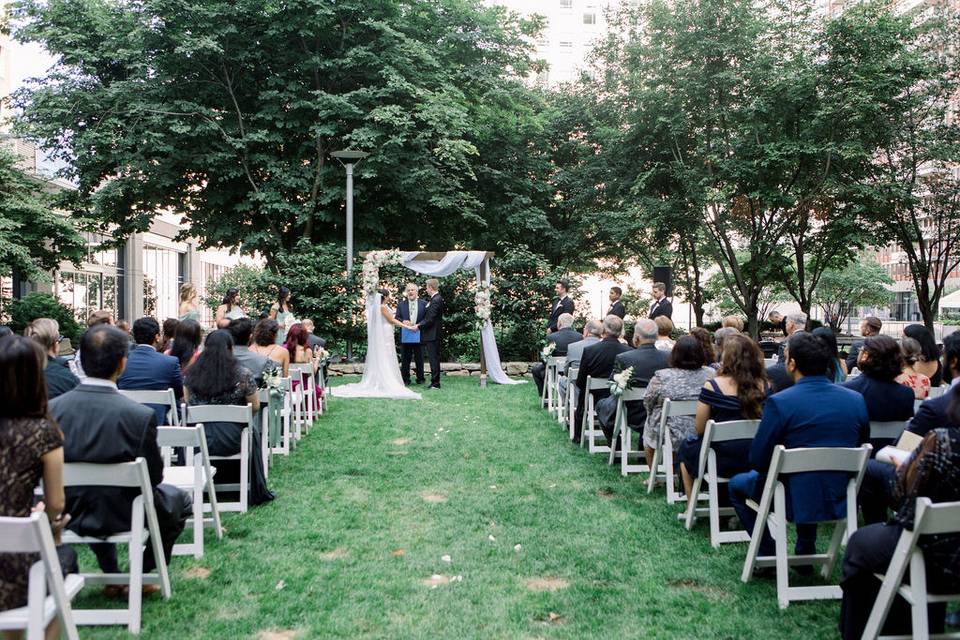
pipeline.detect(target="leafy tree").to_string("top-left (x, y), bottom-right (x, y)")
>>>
top-left (704, 269), bottom-right (788, 327)
top-left (814, 261), bottom-right (893, 332)
top-left (6, 292), bottom-right (83, 344)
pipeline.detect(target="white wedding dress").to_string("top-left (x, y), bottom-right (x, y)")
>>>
top-left (330, 294), bottom-right (422, 400)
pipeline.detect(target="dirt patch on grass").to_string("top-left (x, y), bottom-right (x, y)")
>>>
top-left (421, 574), bottom-right (450, 587)
top-left (318, 547), bottom-right (349, 561)
top-left (524, 577), bottom-right (570, 592)
top-left (391, 549), bottom-right (406, 557)
top-left (421, 491), bottom-right (448, 503)
top-left (258, 630), bottom-right (300, 640)
top-left (668, 579), bottom-right (729, 601)
top-left (391, 438), bottom-right (410, 446)
top-left (536, 611), bottom-right (565, 626)
top-left (183, 566), bottom-right (210, 580)
top-left (597, 487), bottom-right (615, 499)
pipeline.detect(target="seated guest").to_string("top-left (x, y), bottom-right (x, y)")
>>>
top-left (0, 335), bottom-right (74, 626)
top-left (904, 323), bottom-right (942, 386)
top-left (285, 323), bottom-right (316, 366)
top-left (842, 335), bottom-right (914, 441)
top-left (642, 336), bottom-right (715, 470)
top-left (573, 315), bottom-right (631, 443)
top-left (689, 327), bottom-right (716, 368)
top-left (228, 317), bottom-right (274, 385)
top-left (117, 317), bottom-right (185, 425)
top-left (813, 326), bottom-right (847, 383)
top-left (845, 316), bottom-right (882, 373)
top-left (161, 318), bottom-right (179, 353)
top-left (69, 309), bottom-right (116, 380)
top-left (250, 319), bottom-right (290, 377)
top-left (184, 330), bottom-right (273, 505)
top-left (679, 334), bottom-right (769, 505)
top-left (712, 327), bottom-right (739, 362)
top-left (25, 317), bottom-right (79, 399)
top-left (654, 316), bottom-right (675, 352)
top-left (558, 320), bottom-right (603, 402)
top-left (597, 319), bottom-right (670, 446)
top-left (51, 325), bottom-right (189, 588)
top-left (300, 318), bottom-right (326, 350)
top-left (840, 427), bottom-right (960, 639)
top-left (775, 312), bottom-right (807, 359)
top-left (909, 331), bottom-right (960, 437)
top-left (765, 333), bottom-right (800, 394)
top-left (721, 316), bottom-right (745, 332)
top-left (166, 318), bottom-right (202, 372)
top-left (897, 337), bottom-right (931, 400)
top-left (533, 313), bottom-right (581, 396)
top-left (728, 332), bottom-right (869, 564)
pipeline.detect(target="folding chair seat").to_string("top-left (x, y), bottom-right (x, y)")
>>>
top-left (289, 363), bottom-right (317, 433)
top-left (683, 419), bottom-right (761, 547)
top-left (566, 367), bottom-right (579, 440)
top-left (184, 405), bottom-right (254, 514)
top-left (607, 387), bottom-right (649, 476)
top-left (740, 444), bottom-right (872, 609)
top-left (862, 497), bottom-right (960, 640)
top-left (580, 376), bottom-right (611, 453)
top-left (157, 425), bottom-right (223, 558)
top-left (119, 389), bottom-right (180, 426)
top-left (60, 458), bottom-right (171, 633)
top-left (646, 398), bottom-right (698, 504)
top-left (0, 512), bottom-right (83, 640)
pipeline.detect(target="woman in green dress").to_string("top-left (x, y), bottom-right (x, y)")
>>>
top-left (178, 282), bottom-right (201, 322)
top-left (215, 288), bottom-right (246, 328)
top-left (269, 286), bottom-right (295, 345)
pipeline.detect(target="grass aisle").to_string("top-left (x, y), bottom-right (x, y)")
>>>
top-left (82, 377), bottom-right (838, 639)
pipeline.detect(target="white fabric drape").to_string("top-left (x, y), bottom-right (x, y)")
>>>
top-left (399, 250), bottom-right (525, 386)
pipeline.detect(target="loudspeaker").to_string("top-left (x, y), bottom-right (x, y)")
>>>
top-left (652, 266), bottom-right (673, 297)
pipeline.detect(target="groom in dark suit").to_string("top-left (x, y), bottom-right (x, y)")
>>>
top-left (414, 278), bottom-right (444, 389)
top-left (396, 282), bottom-right (428, 385)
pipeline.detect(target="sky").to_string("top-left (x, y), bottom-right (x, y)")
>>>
top-left (10, 40), bottom-right (55, 92)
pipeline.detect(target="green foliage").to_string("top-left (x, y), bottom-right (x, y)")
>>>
top-left (6, 292), bottom-right (83, 344)
top-left (203, 264), bottom-right (277, 320)
top-left (815, 261), bottom-right (893, 331)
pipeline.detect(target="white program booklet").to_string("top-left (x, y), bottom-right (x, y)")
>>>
top-left (876, 430), bottom-right (924, 466)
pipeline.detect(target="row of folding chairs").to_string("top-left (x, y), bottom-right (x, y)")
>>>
top-left (538, 371), bottom-right (960, 636)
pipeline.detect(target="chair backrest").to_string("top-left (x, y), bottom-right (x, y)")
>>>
top-left (620, 387), bottom-right (646, 402)
top-left (586, 376), bottom-right (609, 391)
top-left (913, 497), bottom-right (960, 536)
top-left (663, 398), bottom-right (699, 418)
top-left (870, 421), bottom-right (908, 441)
top-left (257, 388), bottom-right (270, 403)
top-left (156, 425), bottom-right (203, 448)
top-left (705, 419), bottom-right (762, 444)
top-left (764, 358), bottom-right (777, 368)
top-left (119, 388), bottom-right (179, 426)
top-left (62, 458), bottom-right (150, 490)
top-left (0, 512), bottom-right (48, 553)
top-left (546, 356), bottom-right (566, 370)
top-left (928, 386), bottom-right (947, 399)
top-left (185, 404), bottom-right (253, 428)
top-left (772, 444), bottom-right (872, 476)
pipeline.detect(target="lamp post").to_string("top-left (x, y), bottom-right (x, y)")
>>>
top-left (332, 149), bottom-right (369, 362)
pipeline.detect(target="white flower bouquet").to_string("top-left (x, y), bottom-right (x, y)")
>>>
top-left (475, 284), bottom-right (492, 329)
top-left (609, 366), bottom-right (635, 397)
top-left (541, 342), bottom-right (556, 360)
top-left (361, 249), bottom-right (405, 297)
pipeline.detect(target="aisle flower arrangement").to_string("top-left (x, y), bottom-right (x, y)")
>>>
top-left (609, 366), bottom-right (635, 397)
top-left (541, 342), bottom-right (556, 360)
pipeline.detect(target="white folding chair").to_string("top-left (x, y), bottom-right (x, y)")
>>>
top-left (289, 363), bottom-right (317, 432)
top-left (579, 376), bottom-right (611, 453)
top-left (184, 405), bottom-right (254, 514)
top-left (555, 366), bottom-right (570, 426)
top-left (286, 376), bottom-right (306, 443)
top-left (157, 425), bottom-right (223, 558)
top-left (927, 386), bottom-right (947, 399)
top-left (764, 358), bottom-right (777, 368)
top-left (548, 357), bottom-right (566, 417)
top-left (566, 367), bottom-right (579, 440)
top-left (740, 444), bottom-right (872, 609)
top-left (646, 398), bottom-right (698, 505)
top-left (870, 421), bottom-right (908, 442)
top-left (60, 458), bottom-right (171, 633)
top-left (0, 513), bottom-right (83, 640)
top-left (607, 388), bottom-right (649, 476)
top-left (317, 363), bottom-right (329, 414)
top-left (862, 497), bottom-right (960, 640)
top-left (267, 378), bottom-right (295, 456)
top-left (119, 389), bottom-right (180, 426)
top-left (257, 389), bottom-right (273, 477)
top-left (683, 419), bottom-right (761, 547)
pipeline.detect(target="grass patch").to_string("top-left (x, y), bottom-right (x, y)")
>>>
top-left (77, 377), bottom-right (838, 638)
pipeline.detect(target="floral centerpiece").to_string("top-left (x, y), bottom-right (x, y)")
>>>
top-left (609, 366), bottom-right (635, 397)
top-left (475, 284), bottom-right (492, 329)
top-left (361, 249), bottom-right (405, 297)
top-left (261, 363), bottom-right (283, 391)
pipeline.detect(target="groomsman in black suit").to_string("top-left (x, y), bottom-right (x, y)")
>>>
top-left (395, 282), bottom-right (428, 385)
top-left (607, 286), bottom-right (626, 319)
top-left (647, 282), bottom-right (673, 320)
top-left (414, 278), bottom-right (444, 389)
top-left (548, 281), bottom-right (575, 333)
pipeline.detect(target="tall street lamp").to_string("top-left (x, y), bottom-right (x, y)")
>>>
top-left (332, 149), bottom-right (369, 361)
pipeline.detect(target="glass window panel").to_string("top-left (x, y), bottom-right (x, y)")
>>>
top-left (103, 276), bottom-right (117, 319)
top-left (74, 272), bottom-right (88, 322)
top-left (88, 273), bottom-right (102, 313)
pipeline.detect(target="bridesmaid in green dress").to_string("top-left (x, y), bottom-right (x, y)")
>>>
top-left (215, 288), bottom-right (246, 328)
top-left (178, 283), bottom-right (201, 322)
top-left (269, 286), bottom-right (294, 345)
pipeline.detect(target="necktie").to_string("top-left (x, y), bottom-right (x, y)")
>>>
top-left (410, 300), bottom-right (418, 324)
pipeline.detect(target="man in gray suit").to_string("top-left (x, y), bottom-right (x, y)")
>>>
top-left (228, 317), bottom-right (274, 385)
top-left (558, 320), bottom-right (603, 401)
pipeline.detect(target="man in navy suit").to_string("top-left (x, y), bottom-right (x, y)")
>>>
top-left (117, 316), bottom-right (184, 425)
top-left (729, 332), bottom-right (869, 563)
top-left (395, 282), bottom-right (428, 386)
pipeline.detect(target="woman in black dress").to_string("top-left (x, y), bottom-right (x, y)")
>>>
top-left (678, 334), bottom-right (769, 507)
top-left (184, 330), bottom-right (274, 506)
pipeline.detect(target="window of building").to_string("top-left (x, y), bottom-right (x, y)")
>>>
top-left (559, 41), bottom-right (573, 48)
top-left (143, 245), bottom-right (183, 321)
top-left (56, 270), bottom-right (121, 323)
top-left (583, 13), bottom-right (596, 24)
top-left (560, 0), bottom-right (573, 8)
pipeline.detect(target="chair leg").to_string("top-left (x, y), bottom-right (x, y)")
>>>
top-left (773, 485), bottom-right (791, 610)
top-left (646, 445), bottom-right (661, 494)
top-left (909, 552), bottom-right (930, 640)
top-left (821, 521), bottom-right (846, 579)
top-left (128, 510), bottom-right (145, 633)
top-left (193, 478), bottom-right (203, 558)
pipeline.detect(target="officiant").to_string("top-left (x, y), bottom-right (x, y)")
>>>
top-left (396, 282), bottom-right (428, 385)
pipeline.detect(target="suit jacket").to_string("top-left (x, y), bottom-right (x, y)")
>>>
top-left (574, 337), bottom-right (632, 438)
top-left (417, 293), bottom-right (444, 343)
top-left (117, 344), bottom-right (184, 425)
top-left (306, 333), bottom-right (326, 350)
top-left (766, 363), bottom-right (794, 393)
top-left (548, 296), bottom-right (575, 332)
top-left (234, 346), bottom-right (273, 385)
top-left (607, 300), bottom-right (626, 319)
top-left (749, 376), bottom-right (869, 523)
top-left (845, 339), bottom-right (865, 372)
top-left (45, 356), bottom-right (79, 400)
top-left (564, 336), bottom-right (600, 376)
top-left (909, 386), bottom-right (960, 437)
top-left (842, 374), bottom-right (915, 423)
top-left (648, 298), bottom-right (673, 320)
top-left (608, 344), bottom-right (671, 429)
top-left (50, 384), bottom-right (164, 537)
top-left (546, 327), bottom-right (582, 357)
top-left (395, 298), bottom-right (428, 325)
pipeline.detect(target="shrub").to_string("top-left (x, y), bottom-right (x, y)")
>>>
top-left (6, 292), bottom-right (83, 344)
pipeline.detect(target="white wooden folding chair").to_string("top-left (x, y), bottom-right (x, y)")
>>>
top-left (289, 363), bottom-right (317, 433)
top-left (157, 425), bottom-right (223, 558)
top-left (566, 367), bottom-right (579, 439)
top-left (555, 367), bottom-right (570, 426)
top-left (0, 513), bottom-right (83, 640)
top-left (549, 357), bottom-right (566, 417)
top-left (862, 497), bottom-right (960, 640)
top-left (683, 419), bottom-right (761, 547)
top-left (928, 386), bottom-right (947, 399)
top-left (60, 458), bottom-right (171, 633)
top-left (317, 363), bottom-right (329, 414)
top-left (870, 421), bottom-right (908, 442)
top-left (646, 398), bottom-right (698, 504)
top-left (606, 387), bottom-right (649, 476)
top-left (740, 444), bottom-right (872, 609)
top-left (579, 376), bottom-right (611, 453)
top-left (286, 376), bottom-right (306, 443)
top-left (257, 389), bottom-right (273, 477)
top-left (119, 388), bottom-right (180, 426)
top-left (184, 405), bottom-right (253, 514)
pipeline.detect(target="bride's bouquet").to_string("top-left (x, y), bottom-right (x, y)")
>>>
top-left (609, 366), bottom-right (635, 397)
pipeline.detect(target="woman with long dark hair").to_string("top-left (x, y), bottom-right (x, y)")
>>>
top-left (215, 288), bottom-right (246, 329)
top-left (166, 318), bottom-right (202, 371)
top-left (269, 286), bottom-right (294, 345)
top-left (813, 326), bottom-right (847, 383)
top-left (678, 334), bottom-right (769, 505)
top-left (184, 330), bottom-right (273, 506)
top-left (250, 318), bottom-right (289, 377)
top-left (903, 324), bottom-right (942, 386)
top-left (689, 327), bottom-right (716, 367)
top-left (842, 335), bottom-right (915, 449)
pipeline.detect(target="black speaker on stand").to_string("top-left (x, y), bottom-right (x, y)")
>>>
top-left (652, 266), bottom-right (673, 298)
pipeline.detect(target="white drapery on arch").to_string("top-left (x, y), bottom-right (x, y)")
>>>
top-left (368, 250), bottom-right (525, 386)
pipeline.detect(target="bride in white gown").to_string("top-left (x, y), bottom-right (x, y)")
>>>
top-left (331, 288), bottom-right (422, 400)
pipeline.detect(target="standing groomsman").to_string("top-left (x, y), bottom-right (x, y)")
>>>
top-left (607, 287), bottom-right (626, 319)
top-left (396, 283), bottom-right (428, 385)
top-left (647, 282), bottom-right (673, 320)
top-left (548, 281), bottom-right (575, 333)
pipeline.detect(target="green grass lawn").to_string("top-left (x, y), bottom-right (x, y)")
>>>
top-left (78, 376), bottom-right (840, 639)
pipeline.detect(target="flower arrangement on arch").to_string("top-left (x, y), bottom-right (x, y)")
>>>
top-left (609, 366), bottom-right (635, 397)
top-left (475, 283), bottom-right (492, 329)
top-left (361, 249), bottom-right (405, 297)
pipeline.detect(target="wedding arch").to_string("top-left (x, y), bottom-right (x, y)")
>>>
top-left (359, 250), bottom-right (525, 387)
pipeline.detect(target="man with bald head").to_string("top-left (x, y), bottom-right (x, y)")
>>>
top-left (573, 315), bottom-right (631, 443)
top-left (596, 318), bottom-right (671, 445)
